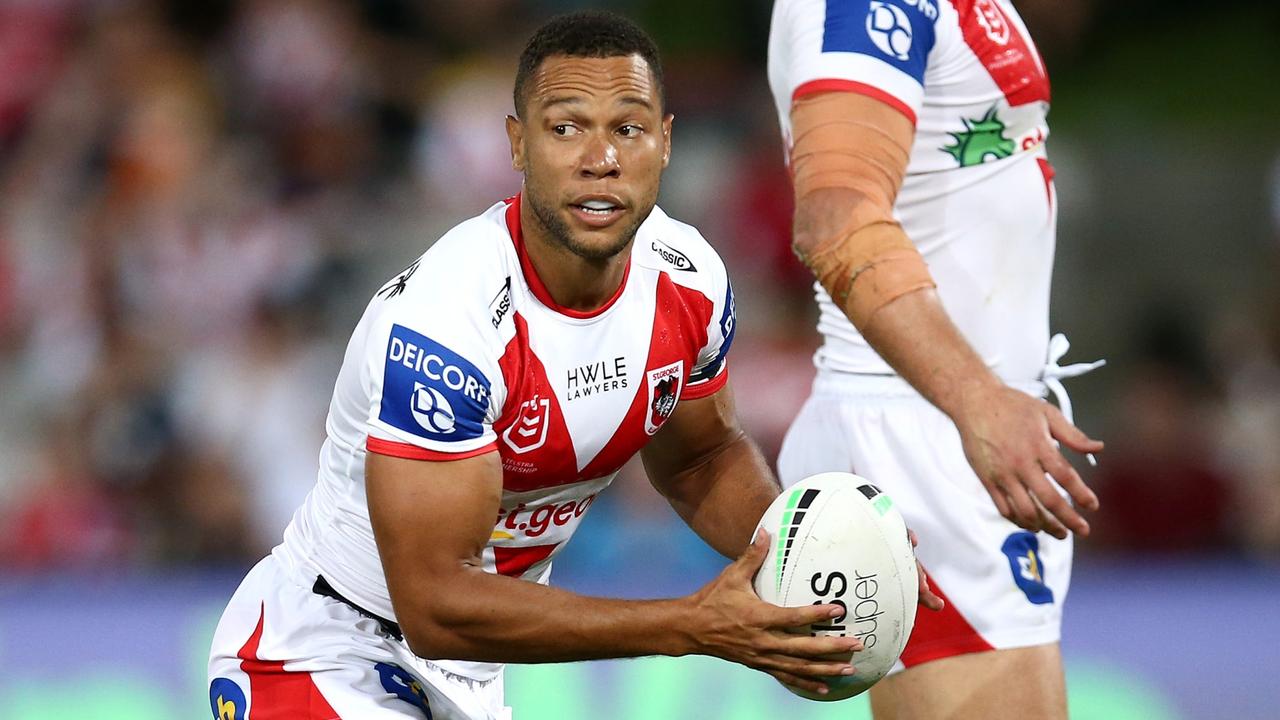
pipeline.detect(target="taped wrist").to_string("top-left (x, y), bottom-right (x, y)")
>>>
top-left (789, 91), bottom-right (935, 328)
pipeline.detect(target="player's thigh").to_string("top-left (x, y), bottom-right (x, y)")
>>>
top-left (207, 557), bottom-right (476, 719)
top-left (869, 643), bottom-right (1067, 720)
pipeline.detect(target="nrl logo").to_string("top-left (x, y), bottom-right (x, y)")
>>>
top-left (645, 361), bottom-right (684, 435)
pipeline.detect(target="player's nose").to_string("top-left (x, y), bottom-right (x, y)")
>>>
top-left (577, 135), bottom-right (620, 179)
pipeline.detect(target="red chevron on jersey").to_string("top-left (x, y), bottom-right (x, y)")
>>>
top-left (952, 0), bottom-right (1049, 107)
top-left (495, 313), bottom-right (579, 493)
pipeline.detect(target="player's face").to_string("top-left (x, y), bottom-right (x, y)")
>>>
top-left (507, 54), bottom-right (672, 261)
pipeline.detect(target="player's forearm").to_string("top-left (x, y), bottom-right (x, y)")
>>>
top-left (858, 287), bottom-right (1003, 423)
top-left (395, 568), bottom-right (697, 664)
top-left (649, 431), bottom-right (780, 559)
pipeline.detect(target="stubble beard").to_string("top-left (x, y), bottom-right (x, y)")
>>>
top-left (524, 175), bottom-right (654, 263)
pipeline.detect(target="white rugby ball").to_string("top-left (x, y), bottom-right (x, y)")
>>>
top-left (752, 472), bottom-right (918, 701)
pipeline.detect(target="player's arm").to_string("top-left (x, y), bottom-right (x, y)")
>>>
top-left (640, 383), bottom-right (779, 559)
top-left (789, 91), bottom-right (1103, 538)
top-left (366, 450), bottom-right (860, 694)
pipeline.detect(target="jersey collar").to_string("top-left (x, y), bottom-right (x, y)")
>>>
top-left (504, 193), bottom-right (631, 320)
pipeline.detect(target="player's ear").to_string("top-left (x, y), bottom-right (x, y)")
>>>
top-left (505, 114), bottom-right (525, 172)
top-left (661, 113), bottom-right (673, 168)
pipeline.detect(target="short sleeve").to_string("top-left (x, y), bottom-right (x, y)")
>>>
top-left (364, 304), bottom-right (500, 462)
top-left (684, 276), bottom-right (735, 400)
top-left (776, 0), bottom-right (940, 124)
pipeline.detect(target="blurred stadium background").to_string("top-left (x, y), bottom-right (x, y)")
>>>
top-left (0, 0), bottom-right (1276, 718)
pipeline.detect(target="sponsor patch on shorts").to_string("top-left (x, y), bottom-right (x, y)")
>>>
top-left (209, 677), bottom-right (247, 720)
top-left (376, 662), bottom-right (433, 717)
top-left (1001, 531), bottom-right (1054, 605)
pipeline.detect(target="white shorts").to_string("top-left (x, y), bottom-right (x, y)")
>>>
top-left (207, 555), bottom-right (511, 720)
top-left (777, 373), bottom-right (1072, 671)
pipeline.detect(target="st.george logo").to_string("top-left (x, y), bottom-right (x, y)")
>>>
top-left (645, 361), bottom-right (684, 435)
top-left (866, 1), bottom-right (913, 61)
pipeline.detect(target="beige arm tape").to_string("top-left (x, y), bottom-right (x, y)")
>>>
top-left (789, 91), bottom-right (936, 328)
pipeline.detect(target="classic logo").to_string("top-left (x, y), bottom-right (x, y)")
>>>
top-left (651, 239), bottom-right (697, 272)
top-left (1001, 531), bottom-right (1054, 605)
top-left (375, 662), bottom-right (433, 717)
top-left (645, 361), bottom-right (684, 435)
top-left (974, 0), bottom-right (1010, 45)
top-left (489, 276), bottom-right (512, 328)
top-left (380, 325), bottom-right (491, 442)
top-left (865, 1), bottom-right (913, 61)
top-left (503, 394), bottom-right (551, 454)
top-left (209, 678), bottom-right (246, 720)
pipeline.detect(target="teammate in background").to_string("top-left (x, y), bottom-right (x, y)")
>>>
top-left (208, 13), bottom-right (938, 720)
top-left (768, 0), bottom-right (1105, 717)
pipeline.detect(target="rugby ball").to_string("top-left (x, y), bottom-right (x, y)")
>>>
top-left (752, 472), bottom-right (917, 701)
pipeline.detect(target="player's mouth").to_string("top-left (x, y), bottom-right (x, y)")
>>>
top-left (568, 196), bottom-right (625, 228)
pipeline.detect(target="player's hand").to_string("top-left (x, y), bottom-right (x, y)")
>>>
top-left (684, 529), bottom-right (864, 697)
top-left (954, 383), bottom-right (1103, 540)
top-left (908, 529), bottom-right (944, 612)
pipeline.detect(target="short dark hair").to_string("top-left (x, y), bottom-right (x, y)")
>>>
top-left (513, 10), bottom-right (666, 118)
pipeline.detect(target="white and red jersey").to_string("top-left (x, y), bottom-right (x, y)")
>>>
top-left (272, 195), bottom-right (735, 681)
top-left (769, 0), bottom-right (1058, 382)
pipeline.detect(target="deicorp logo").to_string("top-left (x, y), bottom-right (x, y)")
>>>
top-left (381, 324), bottom-right (491, 442)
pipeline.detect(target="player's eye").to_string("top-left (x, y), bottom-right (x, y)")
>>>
top-left (617, 125), bottom-right (643, 138)
top-left (552, 124), bottom-right (579, 136)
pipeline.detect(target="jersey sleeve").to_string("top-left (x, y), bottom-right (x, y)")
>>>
top-left (683, 273), bottom-right (736, 401)
top-left (775, 0), bottom-right (940, 124)
top-left (362, 264), bottom-right (502, 461)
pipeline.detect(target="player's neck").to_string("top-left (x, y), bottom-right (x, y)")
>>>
top-left (519, 203), bottom-right (631, 314)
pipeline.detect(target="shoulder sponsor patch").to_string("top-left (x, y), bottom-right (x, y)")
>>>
top-left (822, 0), bottom-right (939, 83)
top-left (1001, 531), bottom-right (1054, 605)
top-left (380, 324), bottom-right (491, 442)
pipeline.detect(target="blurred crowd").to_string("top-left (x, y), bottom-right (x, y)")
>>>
top-left (0, 0), bottom-right (1276, 573)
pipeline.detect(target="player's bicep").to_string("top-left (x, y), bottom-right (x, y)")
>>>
top-left (641, 383), bottom-right (743, 491)
top-left (366, 451), bottom-right (502, 613)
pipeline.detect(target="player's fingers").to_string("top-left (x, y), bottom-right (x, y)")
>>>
top-left (916, 560), bottom-right (944, 611)
top-left (766, 632), bottom-right (863, 658)
top-left (1046, 405), bottom-right (1104, 455)
top-left (1002, 476), bottom-right (1043, 532)
top-left (756, 651), bottom-right (855, 680)
top-left (908, 528), bottom-right (920, 549)
top-left (732, 528), bottom-right (771, 577)
top-left (978, 474), bottom-right (1014, 520)
top-left (773, 602), bottom-right (848, 630)
top-left (1029, 493), bottom-right (1071, 540)
top-left (766, 669), bottom-right (831, 697)
top-left (1040, 450), bottom-right (1099, 513)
